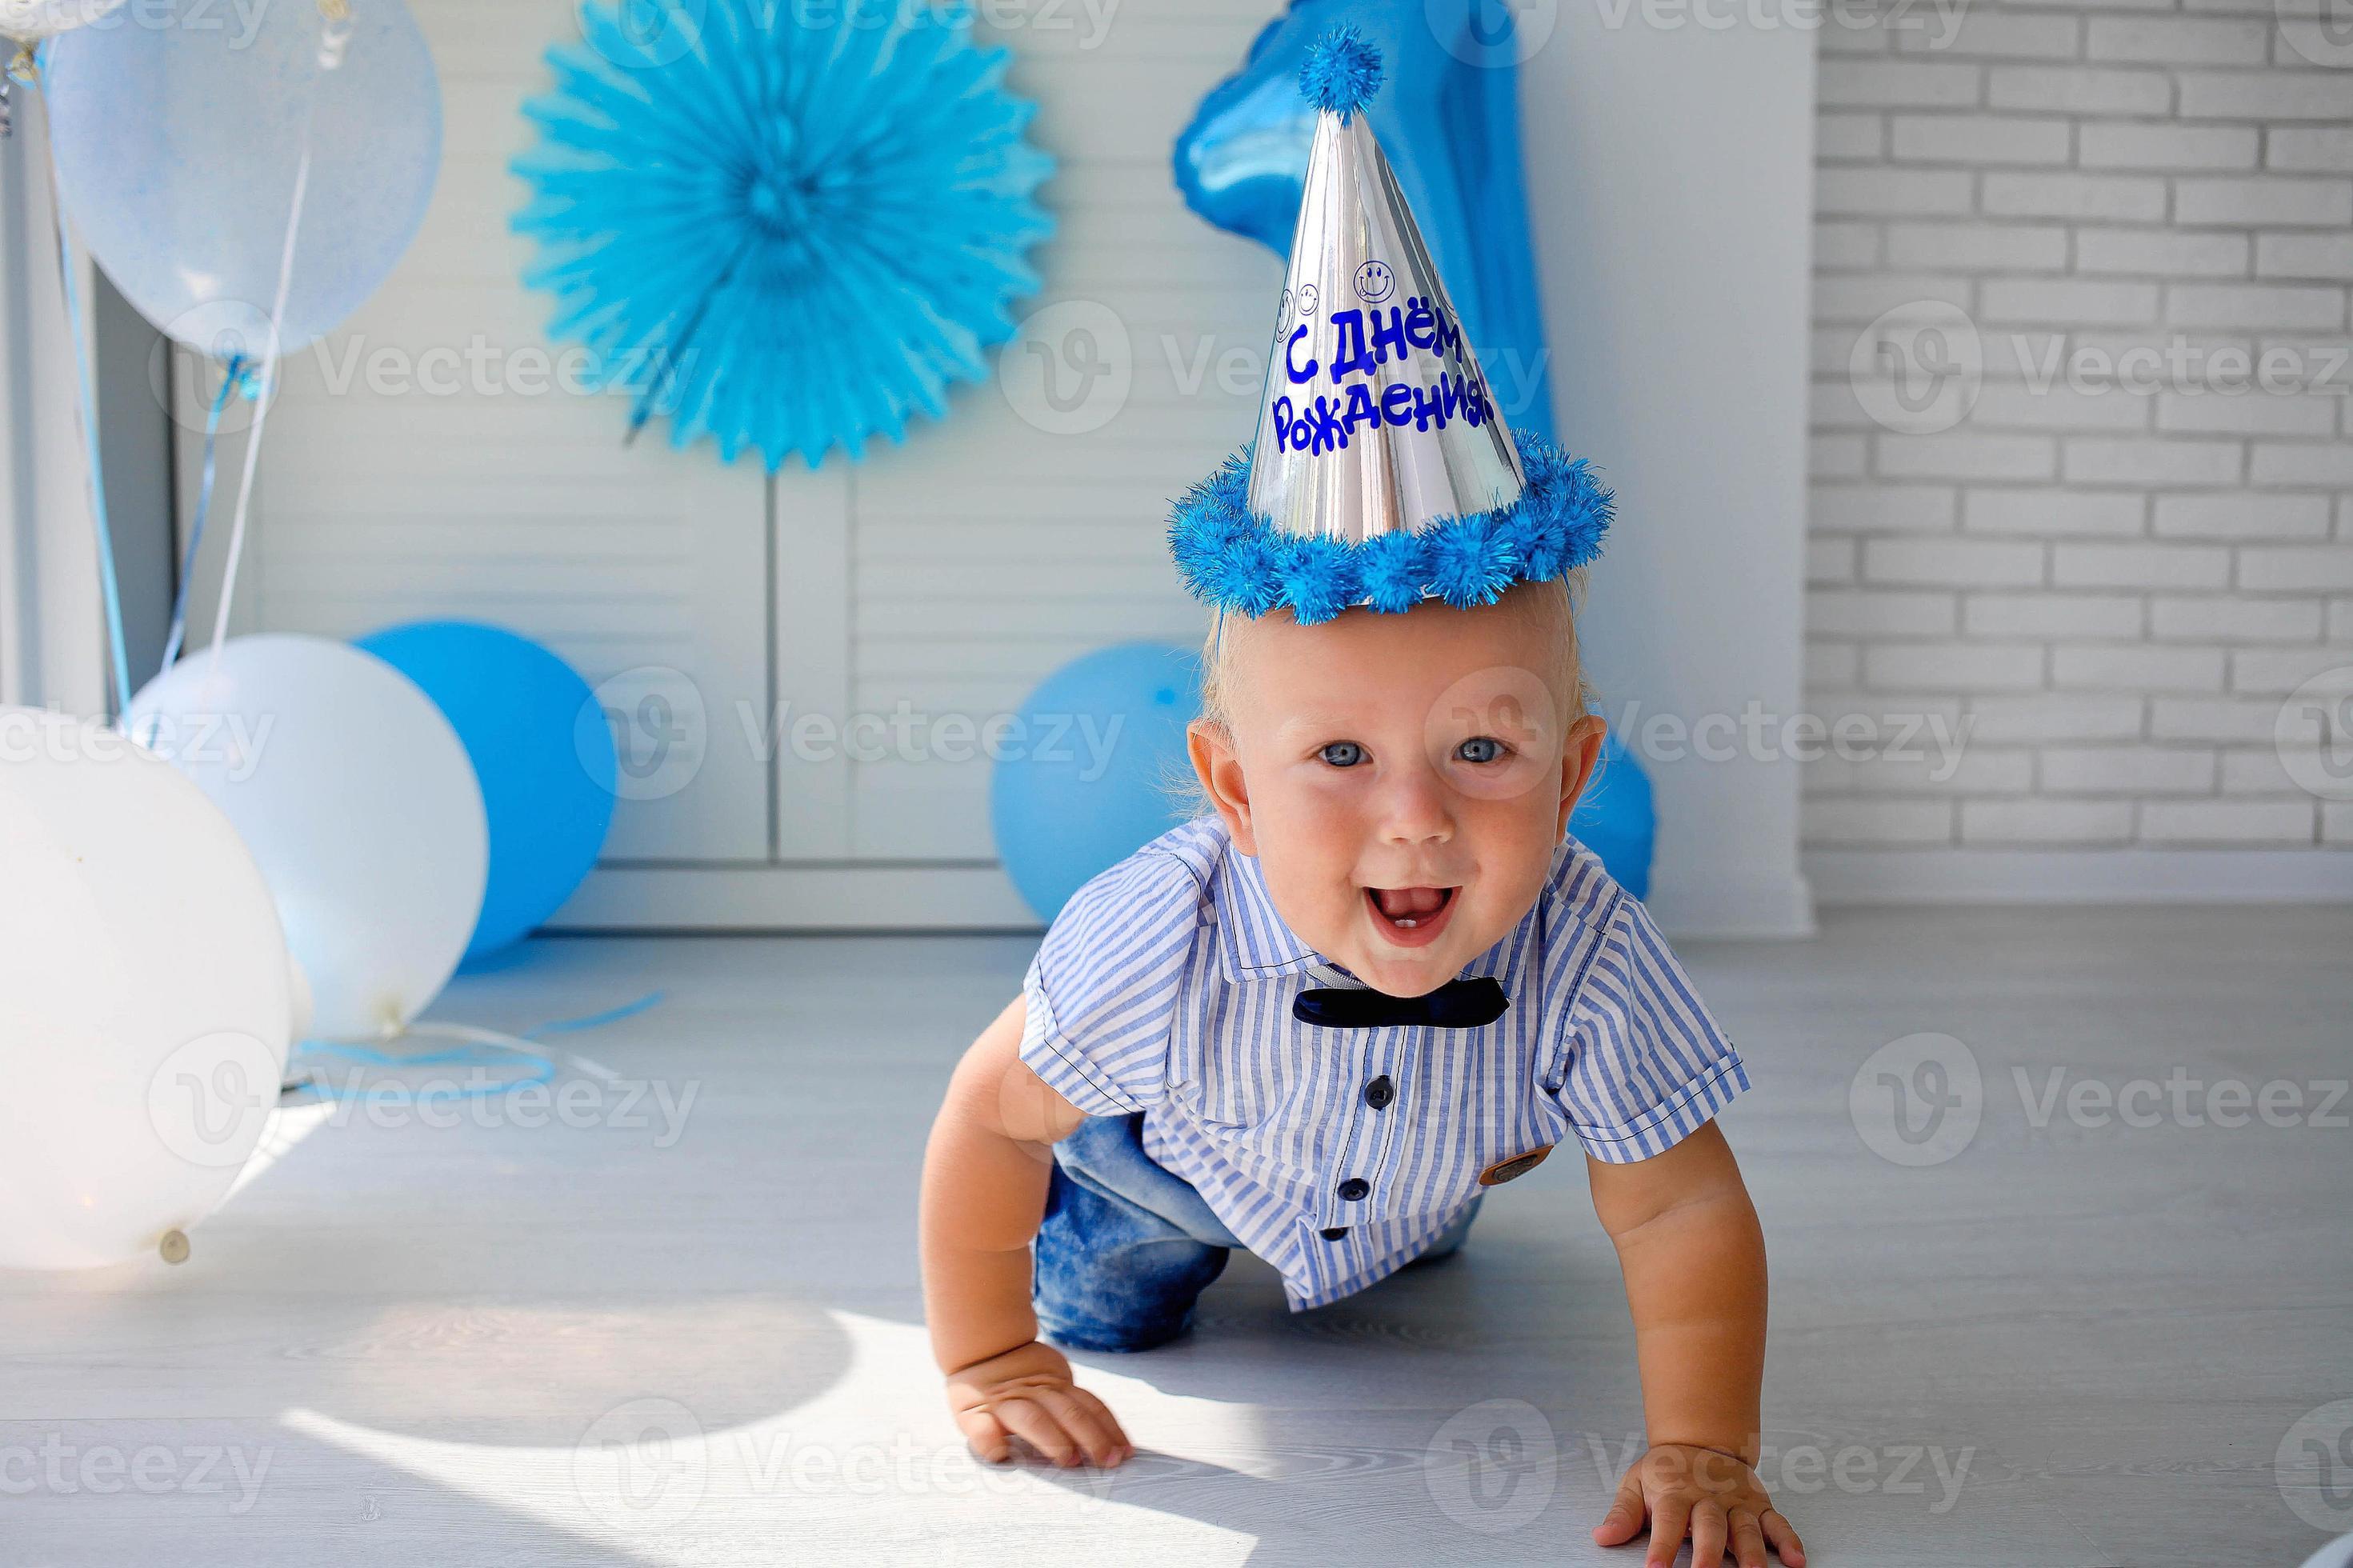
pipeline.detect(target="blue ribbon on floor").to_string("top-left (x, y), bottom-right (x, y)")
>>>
top-left (286, 990), bottom-right (666, 1102)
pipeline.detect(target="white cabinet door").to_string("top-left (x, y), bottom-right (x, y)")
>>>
top-left (178, 0), bottom-right (771, 863)
top-left (810, 9), bottom-right (1271, 864)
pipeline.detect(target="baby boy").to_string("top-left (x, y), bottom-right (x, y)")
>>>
top-left (918, 32), bottom-right (1804, 1568)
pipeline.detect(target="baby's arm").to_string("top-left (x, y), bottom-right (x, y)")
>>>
top-left (1587, 1122), bottom-right (1806, 1568)
top-left (920, 994), bottom-right (1133, 1468)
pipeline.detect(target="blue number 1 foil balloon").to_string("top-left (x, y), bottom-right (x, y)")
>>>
top-left (1174, 0), bottom-right (1555, 442)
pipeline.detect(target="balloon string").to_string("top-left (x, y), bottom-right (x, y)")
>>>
top-left (204, 136), bottom-right (312, 666)
top-left (158, 354), bottom-right (250, 678)
top-left (286, 992), bottom-right (667, 1102)
top-left (291, 1025), bottom-right (558, 1102)
top-left (207, 0), bottom-right (350, 667)
top-left (47, 170), bottom-right (131, 718)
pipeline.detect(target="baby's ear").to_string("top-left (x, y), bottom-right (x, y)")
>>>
top-left (1556, 713), bottom-right (1609, 841)
top-left (1187, 718), bottom-right (1258, 855)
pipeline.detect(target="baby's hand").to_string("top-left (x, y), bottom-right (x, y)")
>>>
top-left (945, 1338), bottom-right (1133, 1469)
top-left (1593, 1443), bottom-right (1806, 1568)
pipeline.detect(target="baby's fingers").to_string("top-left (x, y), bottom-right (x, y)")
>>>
top-left (952, 1405), bottom-right (1013, 1466)
top-left (1647, 1494), bottom-right (1694, 1568)
top-left (1031, 1384), bottom-right (1130, 1467)
top-left (1762, 1508), bottom-right (1807, 1566)
top-left (1689, 1499), bottom-right (1728, 1568)
top-left (1593, 1475), bottom-right (1649, 1545)
top-left (990, 1395), bottom-right (1083, 1468)
top-left (1729, 1508), bottom-right (1769, 1568)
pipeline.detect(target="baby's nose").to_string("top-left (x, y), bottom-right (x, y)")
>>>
top-left (1376, 767), bottom-right (1455, 844)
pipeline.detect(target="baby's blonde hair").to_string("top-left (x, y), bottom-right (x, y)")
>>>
top-left (1195, 571), bottom-right (1596, 735)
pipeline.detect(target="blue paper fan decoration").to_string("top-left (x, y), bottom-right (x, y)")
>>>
top-left (511, 2), bottom-right (1055, 469)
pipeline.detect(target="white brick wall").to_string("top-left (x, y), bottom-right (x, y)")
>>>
top-left (1807, 0), bottom-right (2353, 871)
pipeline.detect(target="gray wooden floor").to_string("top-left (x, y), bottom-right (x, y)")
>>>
top-left (3, 909), bottom-right (2348, 1566)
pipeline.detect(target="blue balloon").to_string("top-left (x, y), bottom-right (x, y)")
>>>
top-left (1569, 735), bottom-right (1656, 900)
top-left (993, 644), bottom-right (1203, 922)
top-left (356, 622), bottom-right (615, 962)
top-left (43, 0), bottom-right (441, 358)
top-left (1175, 0), bottom-right (1555, 440)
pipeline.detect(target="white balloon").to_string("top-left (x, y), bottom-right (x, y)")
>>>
top-left (0, 706), bottom-right (290, 1270)
top-left (0, 0), bottom-right (124, 41)
top-left (2303, 1536), bottom-right (2353, 1568)
top-left (126, 635), bottom-right (487, 1041)
top-left (287, 950), bottom-right (316, 1042)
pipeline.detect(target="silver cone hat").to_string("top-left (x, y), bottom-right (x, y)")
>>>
top-left (1167, 28), bottom-right (1611, 625)
top-left (1245, 99), bottom-right (1526, 546)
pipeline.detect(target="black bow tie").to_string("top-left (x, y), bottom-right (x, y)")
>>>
top-left (1292, 976), bottom-right (1509, 1030)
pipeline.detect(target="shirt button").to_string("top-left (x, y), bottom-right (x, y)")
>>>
top-left (1336, 1177), bottom-right (1370, 1202)
top-left (1363, 1074), bottom-right (1395, 1110)
top-left (1319, 1226), bottom-right (1349, 1241)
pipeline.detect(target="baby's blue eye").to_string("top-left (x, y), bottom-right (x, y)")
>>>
top-left (1457, 736), bottom-right (1507, 764)
top-left (1319, 741), bottom-right (1366, 768)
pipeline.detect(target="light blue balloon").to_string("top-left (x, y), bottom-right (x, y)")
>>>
top-left (1174, 0), bottom-right (1556, 440)
top-left (992, 644), bottom-right (1203, 922)
top-left (1569, 735), bottom-right (1656, 900)
top-left (43, 0), bottom-right (441, 358)
top-left (356, 621), bottom-right (615, 963)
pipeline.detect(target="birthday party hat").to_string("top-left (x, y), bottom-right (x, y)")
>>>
top-left (1170, 28), bottom-right (1612, 623)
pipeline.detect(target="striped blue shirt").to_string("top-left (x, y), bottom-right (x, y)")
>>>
top-left (1018, 816), bottom-right (1750, 1310)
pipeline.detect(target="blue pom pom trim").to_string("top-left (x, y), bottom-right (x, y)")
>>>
top-left (1299, 26), bottom-right (1383, 122)
top-left (1168, 427), bottom-right (1613, 619)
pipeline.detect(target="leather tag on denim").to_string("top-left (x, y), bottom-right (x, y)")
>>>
top-left (1478, 1146), bottom-right (1551, 1186)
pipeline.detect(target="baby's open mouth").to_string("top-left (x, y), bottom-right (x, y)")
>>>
top-left (1366, 885), bottom-right (1457, 946)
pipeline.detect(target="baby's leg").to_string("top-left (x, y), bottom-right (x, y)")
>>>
top-left (1407, 1194), bottom-right (1484, 1265)
top-left (1033, 1120), bottom-right (1231, 1353)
